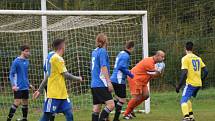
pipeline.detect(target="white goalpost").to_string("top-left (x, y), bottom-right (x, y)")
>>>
top-left (0, 8), bottom-right (149, 120)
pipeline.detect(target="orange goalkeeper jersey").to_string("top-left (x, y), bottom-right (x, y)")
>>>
top-left (130, 57), bottom-right (156, 85)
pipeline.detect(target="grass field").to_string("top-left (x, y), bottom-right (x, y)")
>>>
top-left (0, 88), bottom-right (215, 121)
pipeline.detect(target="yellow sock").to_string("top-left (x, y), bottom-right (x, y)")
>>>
top-left (187, 100), bottom-right (193, 113)
top-left (181, 103), bottom-right (189, 116)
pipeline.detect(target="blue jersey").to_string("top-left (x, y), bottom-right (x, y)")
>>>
top-left (111, 50), bottom-right (133, 84)
top-left (44, 51), bottom-right (55, 76)
top-left (91, 48), bottom-right (110, 88)
top-left (9, 57), bottom-right (30, 90)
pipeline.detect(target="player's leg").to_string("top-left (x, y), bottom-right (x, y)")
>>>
top-left (100, 99), bottom-right (115, 121)
top-left (41, 98), bottom-right (59, 121)
top-left (132, 85), bottom-right (149, 109)
top-left (124, 94), bottom-right (143, 118)
top-left (95, 87), bottom-right (114, 121)
top-left (124, 80), bottom-right (143, 118)
top-left (112, 83), bottom-right (126, 121)
top-left (91, 88), bottom-right (101, 121)
top-left (40, 112), bottom-right (55, 121)
top-left (189, 87), bottom-right (200, 121)
top-left (187, 100), bottom-right (194, 120)
top-left (92, 104), bottom-right (101, 121)
top-left (113, 96), bottom-right (126, 121)
top-left (181, 85), bottom-right (193, 121)
top-left (63, 109), bottom-right (73, 121)
top-left (127, 85), bottom-right (149, 118)
top-left (21, 90), bottom-right (29, 121)
top-left (60, 98), bottom-right (73, 121)
top-left (7, 91), bottom-right (22, 121)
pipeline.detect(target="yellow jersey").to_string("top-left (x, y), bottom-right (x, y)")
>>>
top-left (181, 53), bottom-right (206, 87)
top-left (47, 53), bottom-right (68, 99)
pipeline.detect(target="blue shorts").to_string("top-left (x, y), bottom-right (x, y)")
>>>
top-left (181, 84), bottom-right (200, 104)
top-left (43, 98), bottom-right (72, 113)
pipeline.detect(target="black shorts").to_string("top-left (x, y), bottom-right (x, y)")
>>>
top-left (14, 90), bottom-right (29, 99)
top-left (112, 82), bottom-right (126, 98)
top-left (91, 87), bottom-right (113, 105)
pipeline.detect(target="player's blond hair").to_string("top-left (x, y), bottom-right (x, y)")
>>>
top-left (96, 33), bottom-right (108, 48)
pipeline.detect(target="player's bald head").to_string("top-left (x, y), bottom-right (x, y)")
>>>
top-left (156, 50), bottom-right (165, 56)
top-left (154, 50), bottom-right (165, 62)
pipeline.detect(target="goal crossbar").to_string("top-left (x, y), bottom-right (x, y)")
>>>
top-left (0, 10), bottom-right (147, 16)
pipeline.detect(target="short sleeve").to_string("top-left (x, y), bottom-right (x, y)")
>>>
top-left (181, 57), bottom-right (188, 69)
top-left (54, 56), bottom-right (67, 74)
top-left (200, 58), bottom-right (206, 68)
top-left (99, 49), bottom-right (108, 67)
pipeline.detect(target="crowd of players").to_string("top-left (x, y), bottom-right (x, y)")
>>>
top-left (6, 33), bottom-right (208, 121)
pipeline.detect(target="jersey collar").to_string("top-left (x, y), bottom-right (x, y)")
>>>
top-left (124, 50), bottom-right (131, 55)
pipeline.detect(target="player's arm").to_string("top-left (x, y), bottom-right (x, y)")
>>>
top-left (176, 69), bottom-right (188, 93)
top-left (201, 67), bottom-right (208, 81)
top-left (100, 49), bottom-right (113, 92)
top-left (33, 74), bottom-right (48, 99)
top-left (147, 62), bottom-right (165, 77)
top-left (176, 57), bottom-right (188, 93)
top-left (62, 72), bottom-right (82, 81)
top-left (101, 66), bottom-right (113, 92)
top-left (55, 56), bottom-right (82, 81)
top-left (200, 59), bottom-right (208, 81)
top-left (9, 61), bottom-right (19, 91)
top-left (118, 57), bottom-right (134, 78)
top-left (38, 74), bottom-right (49, 93)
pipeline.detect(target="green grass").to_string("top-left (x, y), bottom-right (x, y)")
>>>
top-left (1, 88), bottom-right (215, 121)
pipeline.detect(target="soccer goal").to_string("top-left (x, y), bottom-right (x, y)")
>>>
top-left (0, 9), bottom-right (149, 119)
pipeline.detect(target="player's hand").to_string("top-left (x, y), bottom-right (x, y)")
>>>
top-left (33, 90), bottom-right (40, 99)
top-left (176, 85), bottom-right (180, 93)
top-left (107, 81), bottom-right (114, 92)
top-left (78, 76), bottom-right (83, 81)
top-left (12, 86), bottom-right (19, 91)
top-left (29, 84), bottom-right (35, 91)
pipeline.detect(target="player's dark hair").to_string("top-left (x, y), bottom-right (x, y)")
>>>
top-left (52, 39), bottom-right (65, 50)
top-left (125, 40), bottom-right (134, 49)
top-left (96, 33), bottom-right (108, 48)
top-left (20, 44), bottom-right (30, 51)
top-left (186, 42), bottom-right (193, 51)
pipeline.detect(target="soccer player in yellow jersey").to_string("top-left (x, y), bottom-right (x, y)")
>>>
top-left (33, 39), bottom-right (82, 121)
top-left (176, 42), bottom-right (208, 121)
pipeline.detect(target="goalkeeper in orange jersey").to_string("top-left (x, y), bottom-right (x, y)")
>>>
top-left (123, 50), bottom-right (165, 120)
top-left (176, 42), bottom-right (208, 121)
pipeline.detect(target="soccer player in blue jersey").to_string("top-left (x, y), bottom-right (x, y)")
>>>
top-left (33, 39), bottom-right (82, 121)
top-left (176, 42), bottom-right (208, 121)
top-left (7, 45), bottom-right (32, 121)
top-left (91, 33), bottom-right (115, 121)
top-left (110, 41), bottom-right (134, 121)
